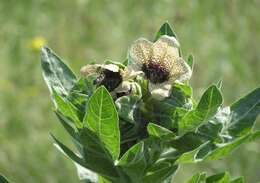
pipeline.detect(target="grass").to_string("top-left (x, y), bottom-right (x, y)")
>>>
top-left (0, 0), bottom-right (259, 182)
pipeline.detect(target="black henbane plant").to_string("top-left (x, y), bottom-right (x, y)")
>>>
top-left (40, 23), bottom-right (260, 183)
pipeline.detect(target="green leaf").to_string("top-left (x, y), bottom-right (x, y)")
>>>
top-left (172, 83), bottom-right (193, 99)
top-left (66, 92), bottom-right (88, 118)
top-left (176, 142), bottom-right (210, 164)
top-left (0, 175), bottom-right (10, 183)
top-left (53, 90), bottom-right (82, 128)
top-left (230, 177), bottom-right (244, 183)
top-left (146, 83), bottom-right (193, 130)
top-left (74, 163), bottom-right (98, 183)
top-left (154, 22), bottom-right (183, 56)
top-left (184, 172), bottom-right (206, 183)
top-left (79, 128), bottom-right (119, 178)
top-left (187, 54), bottom-right (194, 71)
top-left (179, 85), bottom-right (223, 134)
top-left (98, 176), bottom-right (112, 183)
top-left (143, 162), bottom-right (178, 183)
top-left (206, 172), bottom-right (230, 183)
top-left (228, 88), bottom-right (260, 137)
top-left (84, 86), bottom-right (120, 160)
top-left (41, 47), bottom-right (77, 96)
top-left (197, 121), bottom-right (223, 143)
top-left (119, 138), bottom-right (178, 183)
top-left (52, 131), bottom-right (118, 179)
top-left (185, 172), bottom-right (244, 183)
top-left (51, 134), bottom-right (86, 168)
top-left (66, 78), bottom-right (95, 118)
top-left (154, 22), bottom-right (177, 41)
top-left (171, 132), bottom-right (205, 154)
top-left (248, 130), bottom-right (260, 142)
top-left (71, 77), bottom-right (95, 97)
top-left (176, 131), bottom-right (257, 164)
top-left (202, 133), bottom-right (251, 161)
top-left (54, 111), bottom-right (79, 140)
top-left (117, 141), bottom-right (146, 181)
top-left (147, 123), bottom-right (176, 139)
top-left (117, 141), bottom-right (145, 166)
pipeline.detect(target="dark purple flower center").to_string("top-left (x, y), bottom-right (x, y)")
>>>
top-left (94, 69), bottom-right (122, 92)
top-left (142, 62), bottom-right (170, 84)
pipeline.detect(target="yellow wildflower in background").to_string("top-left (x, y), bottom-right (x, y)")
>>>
top-left (30, 36), bottom-right (47, 51)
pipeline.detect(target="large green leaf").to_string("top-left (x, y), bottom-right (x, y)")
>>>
top-left (147, 123), bottom-right (176, 139)
top-left (201, 133), bottom-right (251, 161)
top-left (53, 90), bottom-right (82, 128)
top-left (98, 176), bottom-right (112, 183)
top-left (196, 107), bottom-right (230, 143)
top-left (117, 141), bottom-right (146, 181)
top-left (74, 163), bottom-right (98, 183)
top-left (51, 134), bottom-right (86, 169)
top-left (175, 142), bottom-right (211, 164)
top-left (84, 86), bottom-right (120, 160)
top-left (79, 129), bottom-right (121, 181)
top-left (117, 141), bottom-right (145, 166)
top-left (54, 111), bottom-right (79, 140)
top-left (154, 22), bottom-right (177, 41)
top-left (41, 47), bottom-right (77, 96)
top-left (171, 132), bottom-right (205, 154)
top-left (206, 172), bottom-right (230, 183)
top-left (248, 130), bottom-right (260, 142)
top-left (143, 162), bottom-right (178, 183)
top-left (230, 177), bottom-right (244, 183)
top-left (184, 172), bottom-right (244, 183)
top-left (184, 172), bottom-right (206, 183)
top-left (142, 139), bottom-right (179, 183)
top-left (179, 85), bottom-right (223, 134)
top-left (52, 132), bottom-right (119, 179)
top-left (228, 87), bottom-right (260, 137)
top-left (176, 131), bottom-right (258, 164)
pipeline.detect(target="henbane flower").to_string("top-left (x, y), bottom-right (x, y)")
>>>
top-left (80, 64), bottom-right (123, 91)
top-left (128, 35), bottom-right (192, 100)
top-left (80, 63), bottom-right (141, 97)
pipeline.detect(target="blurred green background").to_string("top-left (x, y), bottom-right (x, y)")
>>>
top-left (0, 0), bottom-right (259, 182)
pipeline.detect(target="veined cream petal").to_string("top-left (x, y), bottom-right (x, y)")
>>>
top-left (114, 81), bottom-right (132, 93)
top-left (114, 81), bottom-right (142, 98)
top-left (122, 68), bottom-right (143, 80)
top-left (80, 64), bottom-right (120, 77)
top-left (128, 38), bottom-right (152, 70)
top-left (151, 35), bottom-right (180, 69)
top-left (101, 64), bottom-right (120, 72)
top-left (169, 57), bottom-right (192, 82)
top-left (80, 64), bottom-right (99, 77)
top-left (156, 35), bottom-right (180, 48)
top-left (149, 82), bottom-right (172, 100)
